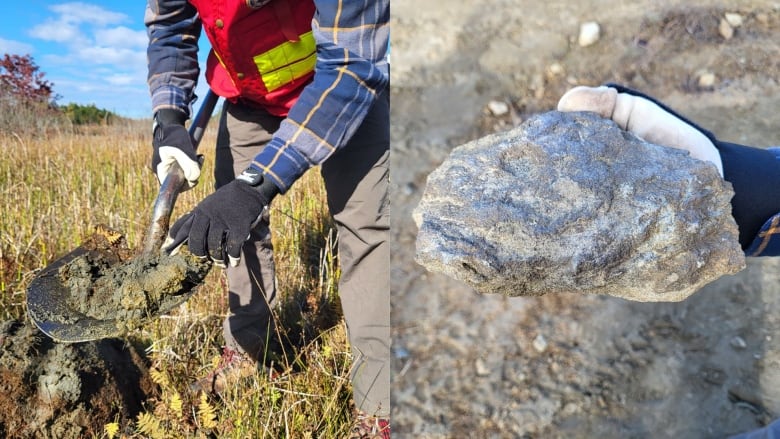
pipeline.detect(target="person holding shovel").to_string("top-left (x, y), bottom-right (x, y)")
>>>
top-left (145, 0), bottom-right (389, 436)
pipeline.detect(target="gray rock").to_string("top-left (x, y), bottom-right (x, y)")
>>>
top-left (413, 111), bottom-right (745, 302)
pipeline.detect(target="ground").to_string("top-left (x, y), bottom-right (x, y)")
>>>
top-left (391, 1), bottom-right (780, 437)
top-left (0, 319), bottom-right (152, 438)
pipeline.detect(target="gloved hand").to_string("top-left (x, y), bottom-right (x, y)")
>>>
top-left (152, 108), bottom-right (202, 189)
top-left (165, 167), bottom-right (280, 268)
top-left (557, 84), bottom-right (724, 176)
top-left (557, 84), bottom-right (780, 249)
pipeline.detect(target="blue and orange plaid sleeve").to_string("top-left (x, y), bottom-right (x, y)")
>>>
top-left (744, 147), bottom-right (780, 257)
top-left (250, 0), bottom-right (390, 192)
top-left (145, 0), bottom-right (202, 117)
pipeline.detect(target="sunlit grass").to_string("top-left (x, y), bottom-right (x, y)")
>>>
top-left (0, 121), bottom-right (353, 437)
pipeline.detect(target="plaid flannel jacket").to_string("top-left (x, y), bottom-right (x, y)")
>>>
top-left (745, 147), bottom-right (780, 257)
top-left (146, 0), bottom-right (390, 192)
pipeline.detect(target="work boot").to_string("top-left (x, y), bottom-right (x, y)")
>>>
top-left (349, 410), bottom-right (390, 439)
top-left (190, 347), bottom-right (269, 395)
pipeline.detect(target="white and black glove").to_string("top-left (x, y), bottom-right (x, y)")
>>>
top-left (558, 84), bottom-right (780, 249)
top-left (165, 167), bottom-right (280, 268)
top-left (152, 108), bottom-right (202, 189)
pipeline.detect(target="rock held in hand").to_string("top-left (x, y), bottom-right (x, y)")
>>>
top-left (414, 111), bottom-right (745, 302)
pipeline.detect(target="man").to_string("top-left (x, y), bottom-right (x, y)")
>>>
top-left (145, 0), bottom-right (390, 436)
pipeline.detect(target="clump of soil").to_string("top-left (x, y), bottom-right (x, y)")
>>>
top-left (58, 226), bottom-right (211, 332)
top-left (0, 319), bottom-right (154, 438)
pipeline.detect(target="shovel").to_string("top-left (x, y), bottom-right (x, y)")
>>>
top-left (27, 90), bottom-right (220, 343)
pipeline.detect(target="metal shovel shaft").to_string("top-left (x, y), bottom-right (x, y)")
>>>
top-left (142, 90), bottom-right (220, 255)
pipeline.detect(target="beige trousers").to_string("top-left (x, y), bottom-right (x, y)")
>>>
top-left (213, 91), bottom-right (390, 417)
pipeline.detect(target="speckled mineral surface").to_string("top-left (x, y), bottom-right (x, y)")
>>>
top-left (414, 111), bottom-right (745, 302)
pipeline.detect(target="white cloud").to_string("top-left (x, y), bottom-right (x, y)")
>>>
top-left (28, 3), bottom-right (147, 79)
top-left (94, 26), bottom-right (147, 50)
top-left (76, 46), bottom-right (146, 67)
top-left (29, 20), bottom-right (85, 44)
top-left (106, 73), bottom-right (140, 86)
top-left (0, 38), bottom-right (35, 55)
top-left (50, 2), bottom-right (128, 26)
top-left (24, 2), bottom-right (203, 117)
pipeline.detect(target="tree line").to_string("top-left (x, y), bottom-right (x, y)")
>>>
top-left (0, 53), bottom-right (120, 130)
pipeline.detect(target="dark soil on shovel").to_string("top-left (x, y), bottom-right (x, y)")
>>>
top-left (57, 226), bottom-right (211, 333)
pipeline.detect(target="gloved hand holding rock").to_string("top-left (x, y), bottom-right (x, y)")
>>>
top-left (152, 108), bottom-right (202, 189)
top-left (557, 84), bottom-right (780, 250)
top-left (557, 84), bottom-right (724, 176)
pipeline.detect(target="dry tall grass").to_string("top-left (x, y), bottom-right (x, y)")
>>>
top-left (0, 119), bottom-right (353, 437)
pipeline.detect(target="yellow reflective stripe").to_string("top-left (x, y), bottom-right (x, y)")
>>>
top-left (253, 30), bottom-right (316, 92)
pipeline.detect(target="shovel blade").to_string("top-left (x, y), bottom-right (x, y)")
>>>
top-left (27, 243), bottom-right (206, 343)
top-left (26, 247), bottom-right (120, 343)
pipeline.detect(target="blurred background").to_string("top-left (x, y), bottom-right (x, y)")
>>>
top-left (391, 1), bottom-right (780, 437)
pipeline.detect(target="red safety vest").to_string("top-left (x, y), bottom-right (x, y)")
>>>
top-left (188, 0), bottom-right (316, 116)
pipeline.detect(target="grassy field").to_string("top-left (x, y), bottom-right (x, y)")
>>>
top-left (0, 120), bottom-right (354, 437)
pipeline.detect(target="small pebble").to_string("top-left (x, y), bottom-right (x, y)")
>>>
top-left (719, 19), bottom-right (734, 40)
top-left (533, 334), bottom-right (548, 353)
top-left (487, 100), bottom-right (509, 116)
top-left (578, 21), bottom-right (601, 47)
top-left (475, 357), bottom-right (491, 376)
top-left (393, 346), bottom-right (410, 359)
top-left (724, 12), bottom-right (744, 27)
top-left (731, 336), bottom-right (747, 349)
top-left (547, 62), bottom-right (565, 76)
top-left (698, 72), bottom-right (717, 88)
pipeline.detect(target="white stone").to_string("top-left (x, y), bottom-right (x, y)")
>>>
top-left (547, 62), bottom-right (565, 76)
top-left (475, 357), bottom-right (491, 376)
top-left (725, 12), bottom-right (744, 27)
top-left (698, 72), bottom-right (717, 88)
top-left (533, 334), bottom-right (548, 353)
top-left (731, 336), bottom-right (747, 349)
top-left (719, 19), bottom-right (734, 40)
top-left (578, 22), bottom-right (601, 47)
top-left (487, 100), bottom-right (509, 116)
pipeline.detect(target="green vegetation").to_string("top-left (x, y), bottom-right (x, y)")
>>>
top-left (61, 102), bottom-right (117, 125)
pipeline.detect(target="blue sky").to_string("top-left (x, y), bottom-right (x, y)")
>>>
top-left (0, 2), bottom-right (211, 118)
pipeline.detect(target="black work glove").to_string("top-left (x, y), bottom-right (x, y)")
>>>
top-left (558, 84), bottom-right (780, 249)
top-left (152, 108), bottom-right (201, 188)
top-left (165, 167), bottom-right (280, 267)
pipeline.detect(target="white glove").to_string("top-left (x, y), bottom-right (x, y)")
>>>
top-left (557, 85), bottom-right (724, 177)
top-left (152, 109), bottom-right (202, 189)
top-left (155, 144), bottom-right (201, 188)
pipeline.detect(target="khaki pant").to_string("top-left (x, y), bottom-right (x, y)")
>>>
top-left (214, 91), bottom-right (390, 417)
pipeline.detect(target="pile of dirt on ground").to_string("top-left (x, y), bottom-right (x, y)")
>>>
top-left (0, 319), bottom-right (154, 438)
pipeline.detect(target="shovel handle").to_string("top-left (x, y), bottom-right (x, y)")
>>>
top-left (142, 90), bottom-right (220, 255)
